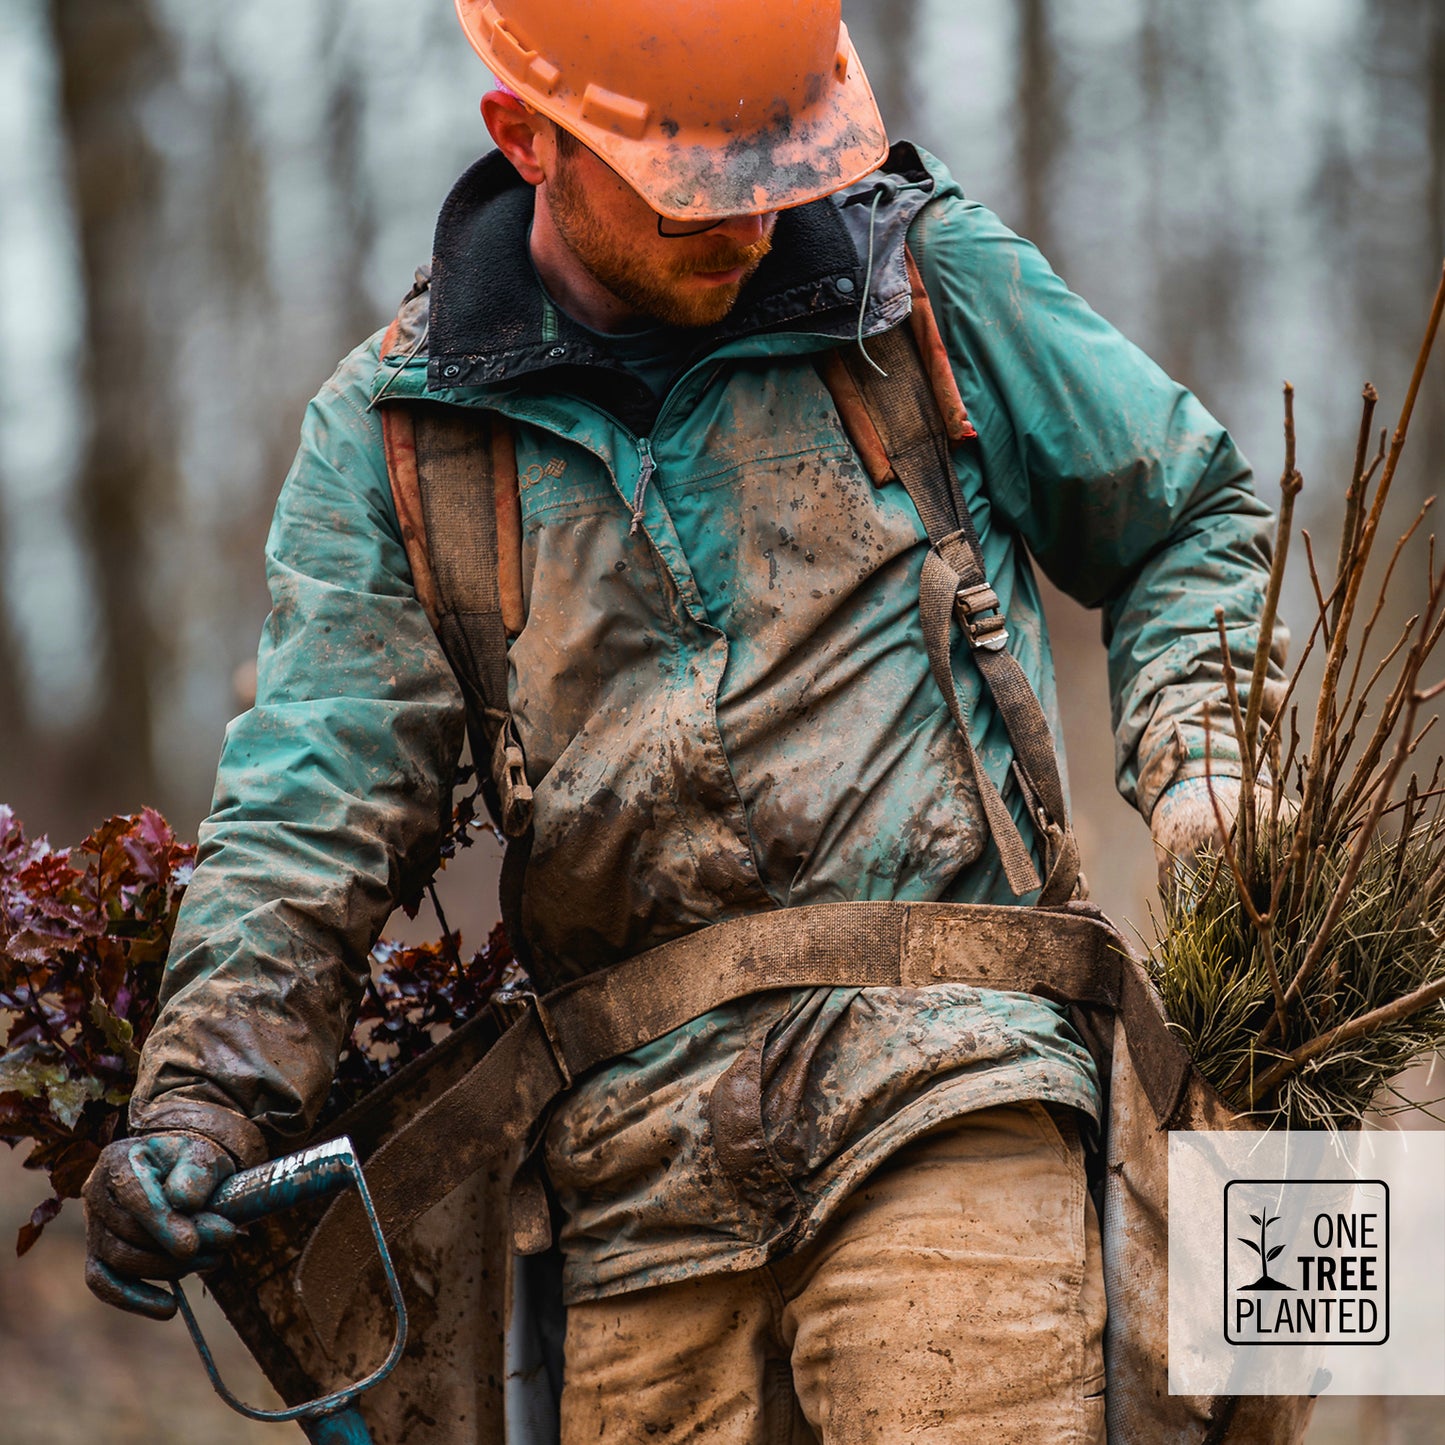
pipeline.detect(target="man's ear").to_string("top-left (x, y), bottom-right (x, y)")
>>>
top-left (482, 91), bottom-right (547, 186)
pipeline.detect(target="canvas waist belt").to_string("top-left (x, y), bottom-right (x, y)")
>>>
top-left (297, 898), bottom-right (1190, 1349)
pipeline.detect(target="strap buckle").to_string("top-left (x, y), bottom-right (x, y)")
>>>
top-left (954, 583), bottom-right (1009, 652)
top-left (504, 989), bottom-right (573, 1091)
top-left (488, 981), bottom-right (532, 1032)
top-left (1011, 760), bottom-right (1060, 845)
top-left (1010, 762), bottom-right (1085, 901)
top-left (491, 714), bottom-right (534, 837)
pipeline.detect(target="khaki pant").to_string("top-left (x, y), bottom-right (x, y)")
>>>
top-left (560, 1102), bottom-right (1107, 1443)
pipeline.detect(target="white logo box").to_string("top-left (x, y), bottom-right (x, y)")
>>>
top-left (1168, 1130), bottom-right (1445, 1396)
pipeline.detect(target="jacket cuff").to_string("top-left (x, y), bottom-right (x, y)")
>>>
top-left (1143, 758), bottom-right (1247, 825)
top-left (126, 1097), bottom-right (269, 1169)
top-left (1150, 771), bottom-right (1243, 826)
top-left (1137, 717), bottom-right (1245, 824)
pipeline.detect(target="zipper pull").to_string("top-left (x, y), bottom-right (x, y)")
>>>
top-left (630, 437), bottom-right (656, 536)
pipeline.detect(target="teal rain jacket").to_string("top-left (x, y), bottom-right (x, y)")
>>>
top-left (131, 145), bottom-right (1283, 1307)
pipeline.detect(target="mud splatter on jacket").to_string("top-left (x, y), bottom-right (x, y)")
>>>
top-left (131, 144), bottom-right (1284, 1300)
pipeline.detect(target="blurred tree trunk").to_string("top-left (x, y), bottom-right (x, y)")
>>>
top-left (1426, 5), bottom-right (1445, 494)
top-left (1360, 1), bottom-right (1441, 493)
top-left (49, 0), bottom-right (174, 805)
top-left (207, 59), bottom-right (285, 689)
top-left (1015, 0), bottom-right (1059, 261)
top-left (1137, 0), bottom-right (1174, 375)
top-left (846, 0), bottom-right (918, 142)
top-left (0, 505), bottom-right (27, 748)
top-left (327, 57), bottom-right (378, 348)
top-left (209, 67), bottom-right (270, 319)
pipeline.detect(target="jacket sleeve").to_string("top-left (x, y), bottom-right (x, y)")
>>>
top-left (128, 337), bottom-right (466, 1165)
top-left (909, 189), bottom-right (1286, 821)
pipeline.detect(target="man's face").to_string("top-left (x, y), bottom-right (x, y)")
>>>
top-left (545, 131), bottom-right (777, 329)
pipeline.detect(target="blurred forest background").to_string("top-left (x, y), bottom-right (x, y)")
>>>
top-left (2, 0), bottom-right (1444, 1440)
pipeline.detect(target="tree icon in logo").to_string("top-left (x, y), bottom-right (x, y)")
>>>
top-left (1238, 1208), bottom-right (1293, 1291)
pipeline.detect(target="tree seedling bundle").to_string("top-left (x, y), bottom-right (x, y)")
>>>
top-left (1150, 266), bottom-right (1445, 1130)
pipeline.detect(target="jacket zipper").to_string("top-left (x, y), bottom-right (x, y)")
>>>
top-left (629, 435), bottom-right (656, 536)
top-left (624, 363), bottom-right (727, 536)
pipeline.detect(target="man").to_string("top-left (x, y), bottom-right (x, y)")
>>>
top-left (82, 2), bottom-right (1279, 1440)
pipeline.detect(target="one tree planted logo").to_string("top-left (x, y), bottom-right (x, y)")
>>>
top-left (1223, 1180), bottom-right (1389, 1346)
top-left (1237, 1208), bottom-right (1292, 1292)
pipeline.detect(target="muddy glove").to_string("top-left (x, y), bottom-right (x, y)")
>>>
top-left (83, 1132), bottom-right (240, 1319)
top-left (1150, 775), bottom-right (1242, 893)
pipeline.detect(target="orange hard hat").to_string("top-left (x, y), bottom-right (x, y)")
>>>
top-left (455, 0), bottom-right (889, 220)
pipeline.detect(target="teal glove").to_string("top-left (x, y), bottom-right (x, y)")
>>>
top-left (83, 1132), bottom-right (239, 1319)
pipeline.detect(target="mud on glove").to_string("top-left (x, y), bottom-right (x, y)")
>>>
top-left (1150, 775), bottom-right (1243, 893)
top-left (83, 1131), bottom-right (240, 1319)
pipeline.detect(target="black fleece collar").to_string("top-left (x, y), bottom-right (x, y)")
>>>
top-left (425, 144), bottom-right (935, 411)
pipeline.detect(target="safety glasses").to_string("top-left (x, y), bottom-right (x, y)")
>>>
top-left (656, 214), bottom-right (727, 238)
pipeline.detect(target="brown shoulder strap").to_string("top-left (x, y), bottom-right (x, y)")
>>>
top-left (378, 316), bottom-right (443, 629)
top-left (411, 406), bottom-right (513, 718)
top-left (816, 250), bottom-right (1081, 905)
top-left (378, 313), bottom-right (525, 641)
top-left (377, 309), bottom-right (531, 837)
